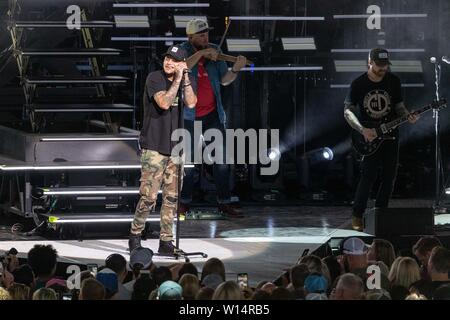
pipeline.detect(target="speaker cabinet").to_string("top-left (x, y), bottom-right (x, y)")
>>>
top-left (364, 208), bottom-right (434, 237)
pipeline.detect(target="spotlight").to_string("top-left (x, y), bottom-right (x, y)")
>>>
top-left (268, 148), bottom-right (281, 161)
top-left (303, 147), bottom-right (334, 165)
top-left (322, 147), bottom-right (334, 161)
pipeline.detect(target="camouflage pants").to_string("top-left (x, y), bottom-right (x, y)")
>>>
top-left (131, 149), bottom-right (183, 241)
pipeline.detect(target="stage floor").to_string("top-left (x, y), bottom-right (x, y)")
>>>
top-left (1, 198), bottom-right (449, 285)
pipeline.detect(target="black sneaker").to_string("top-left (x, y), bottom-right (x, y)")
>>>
top-left (178, 203), bottom-right (190, 215)
top-left (128, 234), bottom-right (142, 252)
top-left (144, 229), bottom-right (160, 239)
top-left (158, 240), bottom-right (177, 255)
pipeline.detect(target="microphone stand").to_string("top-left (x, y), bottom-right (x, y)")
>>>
top-left (432, 58), bottom-right (445, 213)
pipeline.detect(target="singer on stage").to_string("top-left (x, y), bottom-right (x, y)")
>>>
top-left (344, 48), bottom-right (419, 231)
top-left (129, 45), bottom-right (197, 254)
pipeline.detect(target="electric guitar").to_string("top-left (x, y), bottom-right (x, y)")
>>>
top-left (352, 99), bottom-right (447, 156)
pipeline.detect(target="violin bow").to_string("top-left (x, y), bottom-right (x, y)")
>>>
top-left (218, 17), bottom-right (231, 50)
top-left (217, 17), bottom-right (254, 67)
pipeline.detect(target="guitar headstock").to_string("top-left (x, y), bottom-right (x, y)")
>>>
top-left (431, 98), bottom-right (447, 110)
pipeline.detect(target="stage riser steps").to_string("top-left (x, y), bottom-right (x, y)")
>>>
top-left (24, 76), bottom-right (128, 85)
top-left (31, 103), bottom-right (134, 113)
top-left (36, 186), bottom-right (140, 197)
top-left (13, 21), bottom-right (114, 28)
top-left (16, 48), bottom-right (122, 57)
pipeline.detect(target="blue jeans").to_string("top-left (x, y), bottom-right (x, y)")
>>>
top-left (180, 111), bottom-right (231, 204)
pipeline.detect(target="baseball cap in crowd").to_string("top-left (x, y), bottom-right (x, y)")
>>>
top-left (129, 247), bottom-right (153, 270)
top-left (46, 278), bottom-right (67, 288)
top-left (96, 268), bottom-right (118, 294)
top-left (369, 48), bottom-right (392, 66)
top-left (201, 273), bottom-right (223, 290)
top-left (306, 292), bottom-right (329, 300)
top-left (341, 237), bottom-right (369, 255)
top-left (304, 273), bottom-right (328, 293)
top-left (163, 45), bottom-right (188, 62)
top-left (158, 280), bottom-right (183, 300)
top-left (186, 18), bottom-right (212, 35)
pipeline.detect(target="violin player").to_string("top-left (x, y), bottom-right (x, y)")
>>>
top-left (179, 18), bottom-right (247, 218)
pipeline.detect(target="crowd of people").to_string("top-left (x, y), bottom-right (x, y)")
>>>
top-left (0, 235), bottom-right (449, 300)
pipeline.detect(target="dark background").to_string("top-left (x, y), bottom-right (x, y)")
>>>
top-left (1, 0), bottom-right (450, 202)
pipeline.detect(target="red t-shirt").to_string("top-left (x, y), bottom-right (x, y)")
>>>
top-left (195, 57), bottom-right (216, 117)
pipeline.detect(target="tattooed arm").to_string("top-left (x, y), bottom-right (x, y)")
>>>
top-left (182, 72), bottom-right (197, 108)
top-left (344, 103), bottom-right (364, 134)
top-left (153, 76), bottom-right (182, 110)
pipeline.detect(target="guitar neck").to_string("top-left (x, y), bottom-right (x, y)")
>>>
top-left (384, 104), bottom-right (432, 131)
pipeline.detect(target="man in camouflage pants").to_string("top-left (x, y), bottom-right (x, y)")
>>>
top-left (129, 45), bottom-right (197, 255)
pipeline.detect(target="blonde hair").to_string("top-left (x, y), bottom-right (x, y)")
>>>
top-left (32, 288), bottom-right (57, 300)
top-left (8, 283), bottom-right (30, 300)
top-left (179, 274), bottom-right (200, 300)
top-left (0, 287), bottom-right (11, 300)
top-left (370, 239), bottom-right (396, 268)
top-left (393, 257), bottom-right (420, 289)
top-left (212, 281), bottom-right (243, 300)
top-left (388, 256), bottom-right (404, 283)
top-left (405, 293), bottom-right (427, 300)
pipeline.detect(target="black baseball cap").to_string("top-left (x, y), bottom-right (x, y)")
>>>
top-left (369, 48), bottom-right (391, 66)
top-left (163, 45), bottom-right (187, 61)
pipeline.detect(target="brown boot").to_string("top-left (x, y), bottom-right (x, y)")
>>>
top-left (352, 217), bottom-right (363, 231)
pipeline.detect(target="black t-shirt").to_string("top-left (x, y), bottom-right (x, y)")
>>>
top-left (345, 72), bottom-right (403, 125)
top-left (139, 70), bottom-right (196, 156)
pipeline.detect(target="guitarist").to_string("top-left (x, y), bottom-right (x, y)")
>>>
top-left (344, 48), bottom-right (419, 231)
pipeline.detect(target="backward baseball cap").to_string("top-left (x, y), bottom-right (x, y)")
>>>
top-left (129, 247), bottom-right (153, 270)
top-left (158, 280), bottom-right (183, 300)
top-left (342, 237), bottom-right (369, 255)
top-left (186, 18), bottom-right (211, 35)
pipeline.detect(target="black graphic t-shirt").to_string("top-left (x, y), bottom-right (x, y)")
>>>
top-left (345, 72), bottom-right (403, 124)
top-left (140, 70), bottom-right (196, 156)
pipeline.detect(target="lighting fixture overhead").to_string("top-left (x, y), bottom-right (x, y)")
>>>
top-left (226, 39), bottom-right (261, 52)
top-left (238, 66), bottom-right (323, 71)
top-left (114, 15), bottom-right (149, 28)
top-left (331, 48), bottom-right (425, 53)
top-left (282, 37), bottom-right (316, 51)
top-left (229, 16), bottom-right (324, 21)
top-left (111, 36), bottom-right (187, 41)
top-left (113, 3), bottom-right (209, 8)
top-left (333, 14), bottom-right (427, 19)
top-left (334, 60), bottom-right (423, 73)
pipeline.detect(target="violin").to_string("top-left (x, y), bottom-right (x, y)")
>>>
top-left (216, 53), bottom-right (254, 66)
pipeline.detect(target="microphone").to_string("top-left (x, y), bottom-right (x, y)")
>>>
top-left (430, 57), bottom-right (437, 64)
top-left (442, 56), bottom-right (450, 65)
top-left (183, 69), bottom-right (192, 74)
